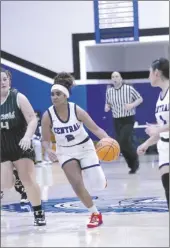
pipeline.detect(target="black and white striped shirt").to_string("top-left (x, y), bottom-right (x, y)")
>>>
top-left (106, 84), bottom-right (141, 118)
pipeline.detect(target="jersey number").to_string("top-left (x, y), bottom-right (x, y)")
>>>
top-left (65, 134), bottom-right (75, 142)
top-left (1, 121), bottom-right (9, 130)
top-left (159, 115), bottom-right (167, 125)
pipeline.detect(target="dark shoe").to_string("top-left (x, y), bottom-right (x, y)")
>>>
top-left (34, 210), bottom-right (46, 226)
top-left (20, 192), bottom-right (29, 204)
top-left (129, 164), bottom-right (139, 174)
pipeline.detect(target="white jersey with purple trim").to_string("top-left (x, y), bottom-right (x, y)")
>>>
top-left (155, 88), bottom-right (169, 167)
top-left (48, 102), bottom-right (88, 147)
top-left (155, 88), bottom-right (169, 139)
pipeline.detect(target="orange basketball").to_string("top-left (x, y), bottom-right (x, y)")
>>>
top-left (96, 138), bottom-right (120, 162)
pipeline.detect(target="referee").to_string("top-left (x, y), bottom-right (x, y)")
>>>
top-left (105, 71), bottom-right (143, 174)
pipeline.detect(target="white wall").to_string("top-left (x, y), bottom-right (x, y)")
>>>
top-left (138, 1), bottom-right (169, 29)
top-left (85, 41), bottom-right (169, 72)
top-left (1, 1), bottom-right (94, 72)
top-left (1, 1), bottom-right (169, 73)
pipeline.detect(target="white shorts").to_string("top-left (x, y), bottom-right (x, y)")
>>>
top-left (157, 139), bottom-right (169, 168)
top-left (56, 139), bottom-right (107, 190)
top-left (56, 138), bottom-right (99, 169)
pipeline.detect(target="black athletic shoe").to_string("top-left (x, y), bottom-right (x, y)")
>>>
top-left (34, 210), bottom-right (46, 226)
top-left (129, 164), bottom-right (139, 174)
top-left (20, 192), bottom-right (29, 204)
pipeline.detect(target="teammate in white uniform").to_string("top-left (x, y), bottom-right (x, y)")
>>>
top-left (137, 58), bottom-right (169, 208)
top-left (41, 72), bottom-right (110, 228)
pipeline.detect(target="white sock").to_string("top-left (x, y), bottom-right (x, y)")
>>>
top-left (88, 205), bottom-right (99, 214)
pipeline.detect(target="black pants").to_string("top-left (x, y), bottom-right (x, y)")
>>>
top-left (114, 115), bottom-right (139, 170)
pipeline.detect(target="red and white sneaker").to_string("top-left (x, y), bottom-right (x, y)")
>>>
top-left (87, 212), bottom-right (103, 228)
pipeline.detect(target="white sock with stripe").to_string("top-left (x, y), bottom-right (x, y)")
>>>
top-left (88, 205), bottom-right (99, 214)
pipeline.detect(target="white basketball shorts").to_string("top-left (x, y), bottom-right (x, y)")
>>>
top-left (56, 138), bottom-right (99, 169)
top-left (56, 138), bottom-right (107, 190)
top-left (157, 139), bottom-right (169, 168)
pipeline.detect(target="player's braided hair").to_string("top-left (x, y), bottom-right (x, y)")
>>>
top-left (151, 58), bottom-right (169, 79)
top-left (53, 72), bottom-right (74, 91)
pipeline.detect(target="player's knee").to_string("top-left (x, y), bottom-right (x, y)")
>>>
top-left (90, 171), bottom-right (107, 191)
top-left (93, 177), bottom-right (107, 191)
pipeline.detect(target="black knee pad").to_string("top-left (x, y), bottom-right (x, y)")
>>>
top-left (161, 173), bottom-right (169, 208)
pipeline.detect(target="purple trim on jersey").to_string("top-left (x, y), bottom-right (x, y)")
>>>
top-left (53, 103), bottom-right (70, 123)
top-left (160, 87), bottom-right (169, 101)
top-left (62, 160), bottom-right (100, 171)
top-left (74, 104), bottom-right (81, 122)
top-left (159, 163), bottom-right (169, 169)
top-left (62, 158), bottom-right (80, 168)
top-left (160, 137), bottom-right (169, 142)
top-left (81, 164), bottom-right (100, 170)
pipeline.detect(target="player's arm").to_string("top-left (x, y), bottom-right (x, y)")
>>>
top-left (137, 135), bottom-right (159, 155)
top-left (18, 93), bottom-right (37, 139)
top-left (157, 124), bottom-right (169, 133)
top-left (144, 135), bottom-right (160, 147)
top-left (41, 111), bottom-right (52, 150)
top-left (145, 123), bottom-right (169, 137)
top-left (76, 106), bottom-right (109, 140)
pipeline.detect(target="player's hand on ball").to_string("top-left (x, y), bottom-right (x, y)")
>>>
top-left (47, 148), bottom-right (58, 162)
top-left (137, 143), bottom-right (148, 155)
top-left (19, 136), bottom-right (31, 151)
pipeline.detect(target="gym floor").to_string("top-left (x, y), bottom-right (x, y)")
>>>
top-left (1, 155), bottom-right (169, 247)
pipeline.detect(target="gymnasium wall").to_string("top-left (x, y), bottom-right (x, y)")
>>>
top-left (1, 1), bottom-right (169, 73)
top-left (86, 41), bottom-right (169, 72)
top-left (2, 64), bottom-right (87, 116)
top-left (1, 1), bottom-right (94, 73)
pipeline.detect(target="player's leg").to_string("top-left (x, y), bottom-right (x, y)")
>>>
top-left (160, 166), bottom-right (169, 209)
top-left (1, 160), bottom-right (28, 203)
top-left (62, 159), bottom-right (103, 228)
top-left (13, 168), bottom-right (28, 203)
top-left (81, 152), bottom-right (107, 191)
top-left (1, 161), bottom-right (15, 190)
top-left (158, 141), bottom-right (169, 209)
top-left (81, 150), bottom-right (107, 228)
top-left (13, 157), bottom-right (46, 226)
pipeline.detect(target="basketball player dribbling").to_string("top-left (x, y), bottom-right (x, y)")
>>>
top-left (137, 58), bottom-right (169, 209)
top-left (41, 72), bottom-right (110, 228)
top-left (1, 68), bottom-right (46, 225)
